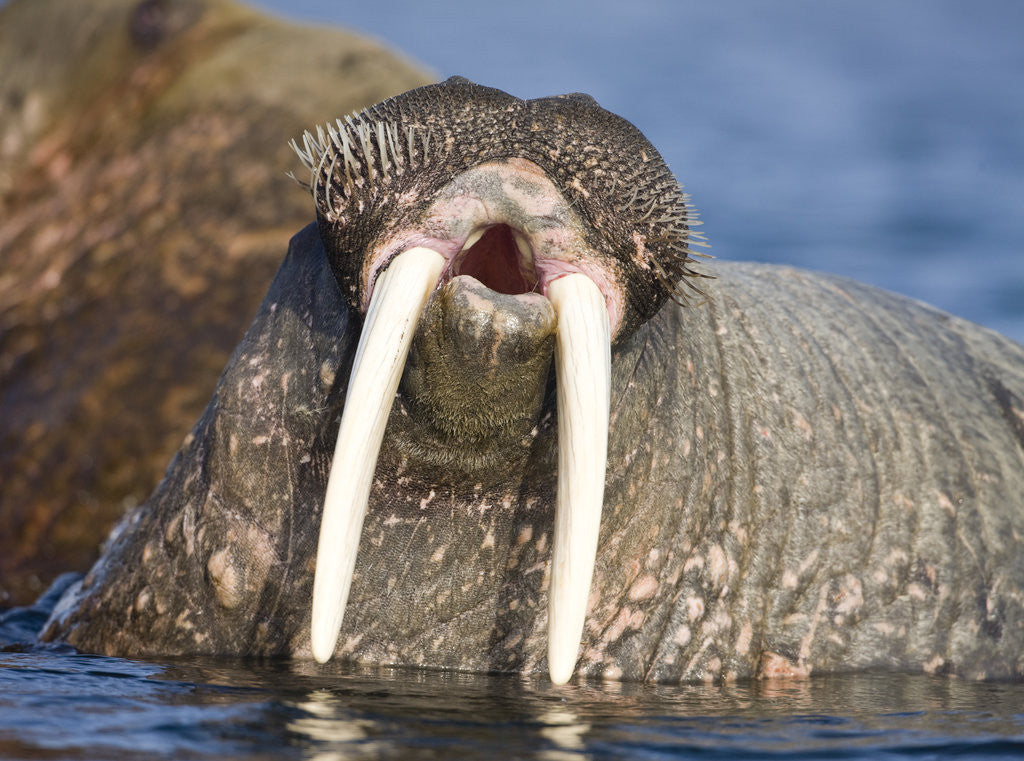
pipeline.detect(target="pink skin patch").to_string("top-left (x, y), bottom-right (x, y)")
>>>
top-left (360, 158), bottom-right (626, 337)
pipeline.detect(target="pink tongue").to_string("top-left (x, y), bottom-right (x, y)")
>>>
top-left (457, 225), bottom-right (536, 295)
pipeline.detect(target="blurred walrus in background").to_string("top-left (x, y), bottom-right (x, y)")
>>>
top-left (0, 0), bottom-right (430, 605)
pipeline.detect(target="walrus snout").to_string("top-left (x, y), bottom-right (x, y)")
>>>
top-left (349, 158), bottom-right (627, 338)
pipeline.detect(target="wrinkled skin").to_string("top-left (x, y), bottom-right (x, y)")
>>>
top-left (38, 81), bottom-right (1024, 683)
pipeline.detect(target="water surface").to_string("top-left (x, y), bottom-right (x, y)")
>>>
top-left (3, 647), bottom-right (1023, 760)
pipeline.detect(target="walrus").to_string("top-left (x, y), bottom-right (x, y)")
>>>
top-left (36, 77), bottom-right (1024, 684)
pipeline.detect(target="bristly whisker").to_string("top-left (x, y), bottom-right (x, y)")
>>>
top-left (288, 106), bottom-right (439, 218)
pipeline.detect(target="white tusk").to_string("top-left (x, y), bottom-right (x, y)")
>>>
top-left (546, 273), bottom-right (611, 685)
top-left (461, 227), bottom-right (485, 251)
top-left (310, 246), bottom-right (445, 663)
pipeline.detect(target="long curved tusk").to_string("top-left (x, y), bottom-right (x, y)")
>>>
top-left (310, 246), bottom-right (445, 663)
top-left (546, 272), bottom-right (611, 685)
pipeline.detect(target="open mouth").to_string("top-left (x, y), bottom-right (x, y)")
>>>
top-left (451, 224), bottom-right (538, 295)
top-left (301, 157), bottom-right (614, 685)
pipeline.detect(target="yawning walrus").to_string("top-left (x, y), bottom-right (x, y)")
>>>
top-left (41, 78), bottom-right (1024, 684)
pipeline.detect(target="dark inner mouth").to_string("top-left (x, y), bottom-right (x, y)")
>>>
top-left (455, 224), bottom-right (537, 295)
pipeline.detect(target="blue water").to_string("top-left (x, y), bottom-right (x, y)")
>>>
top-left (3, 581), bottom-right (1023, 758)
top-left (252, 0), bottom-right (1024, 344)
top-left (3, 647), bottom-right (1024, 760)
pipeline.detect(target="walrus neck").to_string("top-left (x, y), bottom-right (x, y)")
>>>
top-left (381, 380), bottom-right (556, 488)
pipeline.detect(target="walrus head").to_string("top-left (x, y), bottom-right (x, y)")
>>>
top-left (289, 77), bottom-right (709, 683)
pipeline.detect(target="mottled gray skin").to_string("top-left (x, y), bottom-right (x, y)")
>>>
top-left (40, 82), bottom-right (1024, 683)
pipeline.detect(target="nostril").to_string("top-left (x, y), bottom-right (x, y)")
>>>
top-left (454, 224), bottom-right (538, 295)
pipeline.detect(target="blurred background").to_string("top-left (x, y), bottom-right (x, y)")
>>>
top-left (254, 0), bottom-right (1024, 342)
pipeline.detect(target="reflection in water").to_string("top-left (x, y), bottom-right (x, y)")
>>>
top-left (2, 650), bottom-right (1024, 759)
top-left (538, 707), bottom-right (591, 761)
top-left (288, 689), bottom-right (376, 761)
